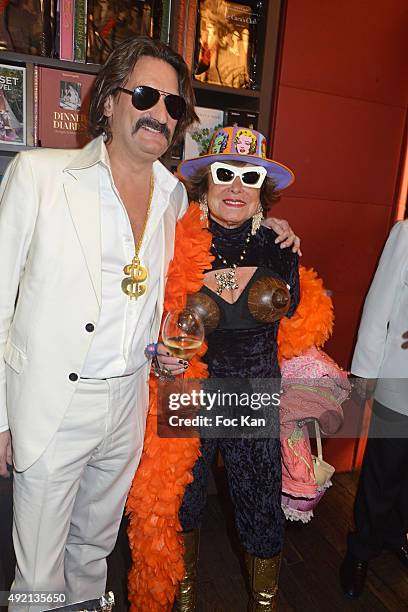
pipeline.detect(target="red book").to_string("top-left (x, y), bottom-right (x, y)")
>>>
top-left (59, 0), bottom-right (74, 61)
top-left (38, 67), bottom-right (95, 148)
top-left (184, 0), bottom-right (198, 71)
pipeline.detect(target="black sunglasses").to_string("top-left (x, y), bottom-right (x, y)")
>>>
top-left (116, 85), bottom-right (186, 120)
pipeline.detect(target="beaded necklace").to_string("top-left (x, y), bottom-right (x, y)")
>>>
top-left (211, 227), bottom-right (253, 295)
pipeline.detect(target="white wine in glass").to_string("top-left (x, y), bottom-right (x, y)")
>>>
top-left (162, 309), bottom-right (205, 361)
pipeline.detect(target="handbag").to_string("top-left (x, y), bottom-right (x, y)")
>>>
top-left (311, 419), bottom-right (335, 487)
top-left (46, 592), bottom-right (114, 612)
top-left (281, 418), bottom-right (335, 523)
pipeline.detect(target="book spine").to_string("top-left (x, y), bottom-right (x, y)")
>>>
top-left (41, 0), bottom-right (53, 57)
top-left (175, 0), bottom-right (186, 57)
top-left (184, 0), bottom-right (198, 71)
top-left (22, 66), bottom-right (27, 145)
top-left (59, 0), bottom-right (74, 61)
top-left (33, 66), bottom-right (39, 146)
top-left (160, 0), bottom-right (171, 44)
top-left (0, 2), bottom-right (13, 49)
top-left (25, 64), bottom-right (34, 146)
top-left (74, 0), bottom-right (87, 63)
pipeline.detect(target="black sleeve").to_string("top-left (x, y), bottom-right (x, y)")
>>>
top-left (286, 253), bottom-right (300, 318)
top-left (254, 227), bottom-right (300, 319)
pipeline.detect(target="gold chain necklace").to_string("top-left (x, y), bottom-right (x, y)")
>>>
top-left (212, 228), bottom-right (252, 295)
top-left (121, 174), bottom-right (154, 300)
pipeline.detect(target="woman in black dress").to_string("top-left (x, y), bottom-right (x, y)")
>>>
top-left (156, 126), bottom-right (299, 611)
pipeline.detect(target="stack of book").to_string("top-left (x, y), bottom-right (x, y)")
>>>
top-left (0, 62), bottom-right (95, 149)
top-left (0, 0), bottom-right (170, 64)
top-left (59, 0), bottom-right (88, 63)
top-left (0, 58), bottom-right (260, 153)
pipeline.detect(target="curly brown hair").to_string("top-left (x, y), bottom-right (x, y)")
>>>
top-left (180, 161), bottom-right (280, 213)
top-left (89, 36), bottom-right (198, 145)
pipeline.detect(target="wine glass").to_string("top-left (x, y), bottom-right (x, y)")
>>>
top-left (162, 308), bottom-right (205, 363)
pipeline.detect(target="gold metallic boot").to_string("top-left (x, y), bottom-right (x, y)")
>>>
top-left (174, 529), bottom-right (200, 611)
top-left (245, 552), bottom-right (282, 611)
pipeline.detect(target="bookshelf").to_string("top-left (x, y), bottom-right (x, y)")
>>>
top-left (0, 51), bottom-right (101, 75)
top-left (192, 81), bottom-right (261, 98)
top-left (172, 0), bottom-right (285, 138)
top-left (0, 0), bottom-right (284, 160)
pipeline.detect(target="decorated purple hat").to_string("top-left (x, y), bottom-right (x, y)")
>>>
top-left (178, 126), bottom-right (294, 190)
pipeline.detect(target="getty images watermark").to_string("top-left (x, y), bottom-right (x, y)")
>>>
top-left (157, 378), bottom-right (282, 438)
top-left (156, 376), bottom-right (408, 440)
top-left (168, 387), bottom-right (281, 428)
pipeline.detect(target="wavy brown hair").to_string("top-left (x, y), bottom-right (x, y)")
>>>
top-left (89, 36), bottom-right (198, 145)
top-left (181, 161), bottom-right (280, 213)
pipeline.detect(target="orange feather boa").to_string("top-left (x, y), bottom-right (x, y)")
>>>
top-left (126, 203), bottom-right (334, 611)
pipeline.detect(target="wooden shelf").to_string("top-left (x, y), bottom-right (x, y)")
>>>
top-left (192, 80), bottom-right (260, 98)
top-left (193, 82), bottom-right (260, 113)
top-left (0, 144), bottom-right (34, 154)
top-left (0, 51), bottom-right (100, 75)
top-left (0, 0), bottom-right (284, 158)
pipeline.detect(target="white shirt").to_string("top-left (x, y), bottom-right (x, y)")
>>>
top-left (351, 220), bottom-right (408, 414)
top-left (81, 146), bottom-right (178, 378)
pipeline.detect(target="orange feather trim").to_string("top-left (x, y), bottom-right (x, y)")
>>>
top-left (277, 266), bottom-right (333, 361)
top-left (126, 208), bottom-right (334, 611)
top-left (126, 204), bottom-right (213, 611)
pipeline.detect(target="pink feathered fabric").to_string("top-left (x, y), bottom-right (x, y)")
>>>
top-left (280, 346), bottom-right (350, 521)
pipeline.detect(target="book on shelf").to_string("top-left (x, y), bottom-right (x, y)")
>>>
top-left (74, 0), bottom-right (88, 61)
top-left (59, 0), bottom-right (75, 61)
top-left (58, 0), bottom-right (87, 62)
top-left (86, 0), bottom-right (161, 64)
top-left (224, 108), bottom-right (258, 129)
top-left (0, 64), bottom-right (26, 146)
top-left (184, 0), bottom-right (198, 70)
top-left (193, 0), bottom-right (263, 90)
top-left (174, 0), bottom-right (197, 70)
top-left (37, 66), bottom-right (95, 148)
top-left (183, 105), bottom-right (224, 159)
top-left (0, 0), bottom-right (56, 56)
top-left (25, 63), bottom-right (35, 146)
top-left (160, 0), bottom-right (172, 45)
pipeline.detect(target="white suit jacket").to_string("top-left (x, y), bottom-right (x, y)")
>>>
top-left (351, 220), bottom-right (408, 414)
top-left (0, 136), bottom-right (188, 470)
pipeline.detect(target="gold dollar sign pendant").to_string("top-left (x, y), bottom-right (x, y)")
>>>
top-left (122, 256), bottom-right (148, 300)
top-left (121, 175), bottom-right (154, 301)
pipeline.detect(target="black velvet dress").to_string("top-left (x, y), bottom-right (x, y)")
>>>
top-left (179, 218), bottom-right (300, 557)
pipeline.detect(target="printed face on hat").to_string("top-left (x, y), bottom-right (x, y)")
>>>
top-left (235, 134), bottom-right (253, 154)
top-left (234, 129), bottom-right (257, 155)
top-left (207, 161), bottom-right (262, 229)
top-left (178, 126), bottom-right (294, 192)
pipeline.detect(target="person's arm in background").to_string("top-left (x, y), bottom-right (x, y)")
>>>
top-left (351, 221), bottom-right (408, 398)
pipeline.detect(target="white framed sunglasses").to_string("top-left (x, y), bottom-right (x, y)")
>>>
top-left (210, 162), bottom-right (267, 189)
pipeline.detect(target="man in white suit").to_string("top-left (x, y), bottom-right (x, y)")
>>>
top-left (0, 36), bottom-right (300, 608)
top-left (0, 37), bottom-right (199, 608)
top-left (340, 219), bottom-right (408, 598)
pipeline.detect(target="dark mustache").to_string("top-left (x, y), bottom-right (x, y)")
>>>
top-left (133, 117), bottom-right (171, 143)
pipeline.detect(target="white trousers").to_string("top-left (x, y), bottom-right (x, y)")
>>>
top-left (10, 371), bottom-right (147, 611)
